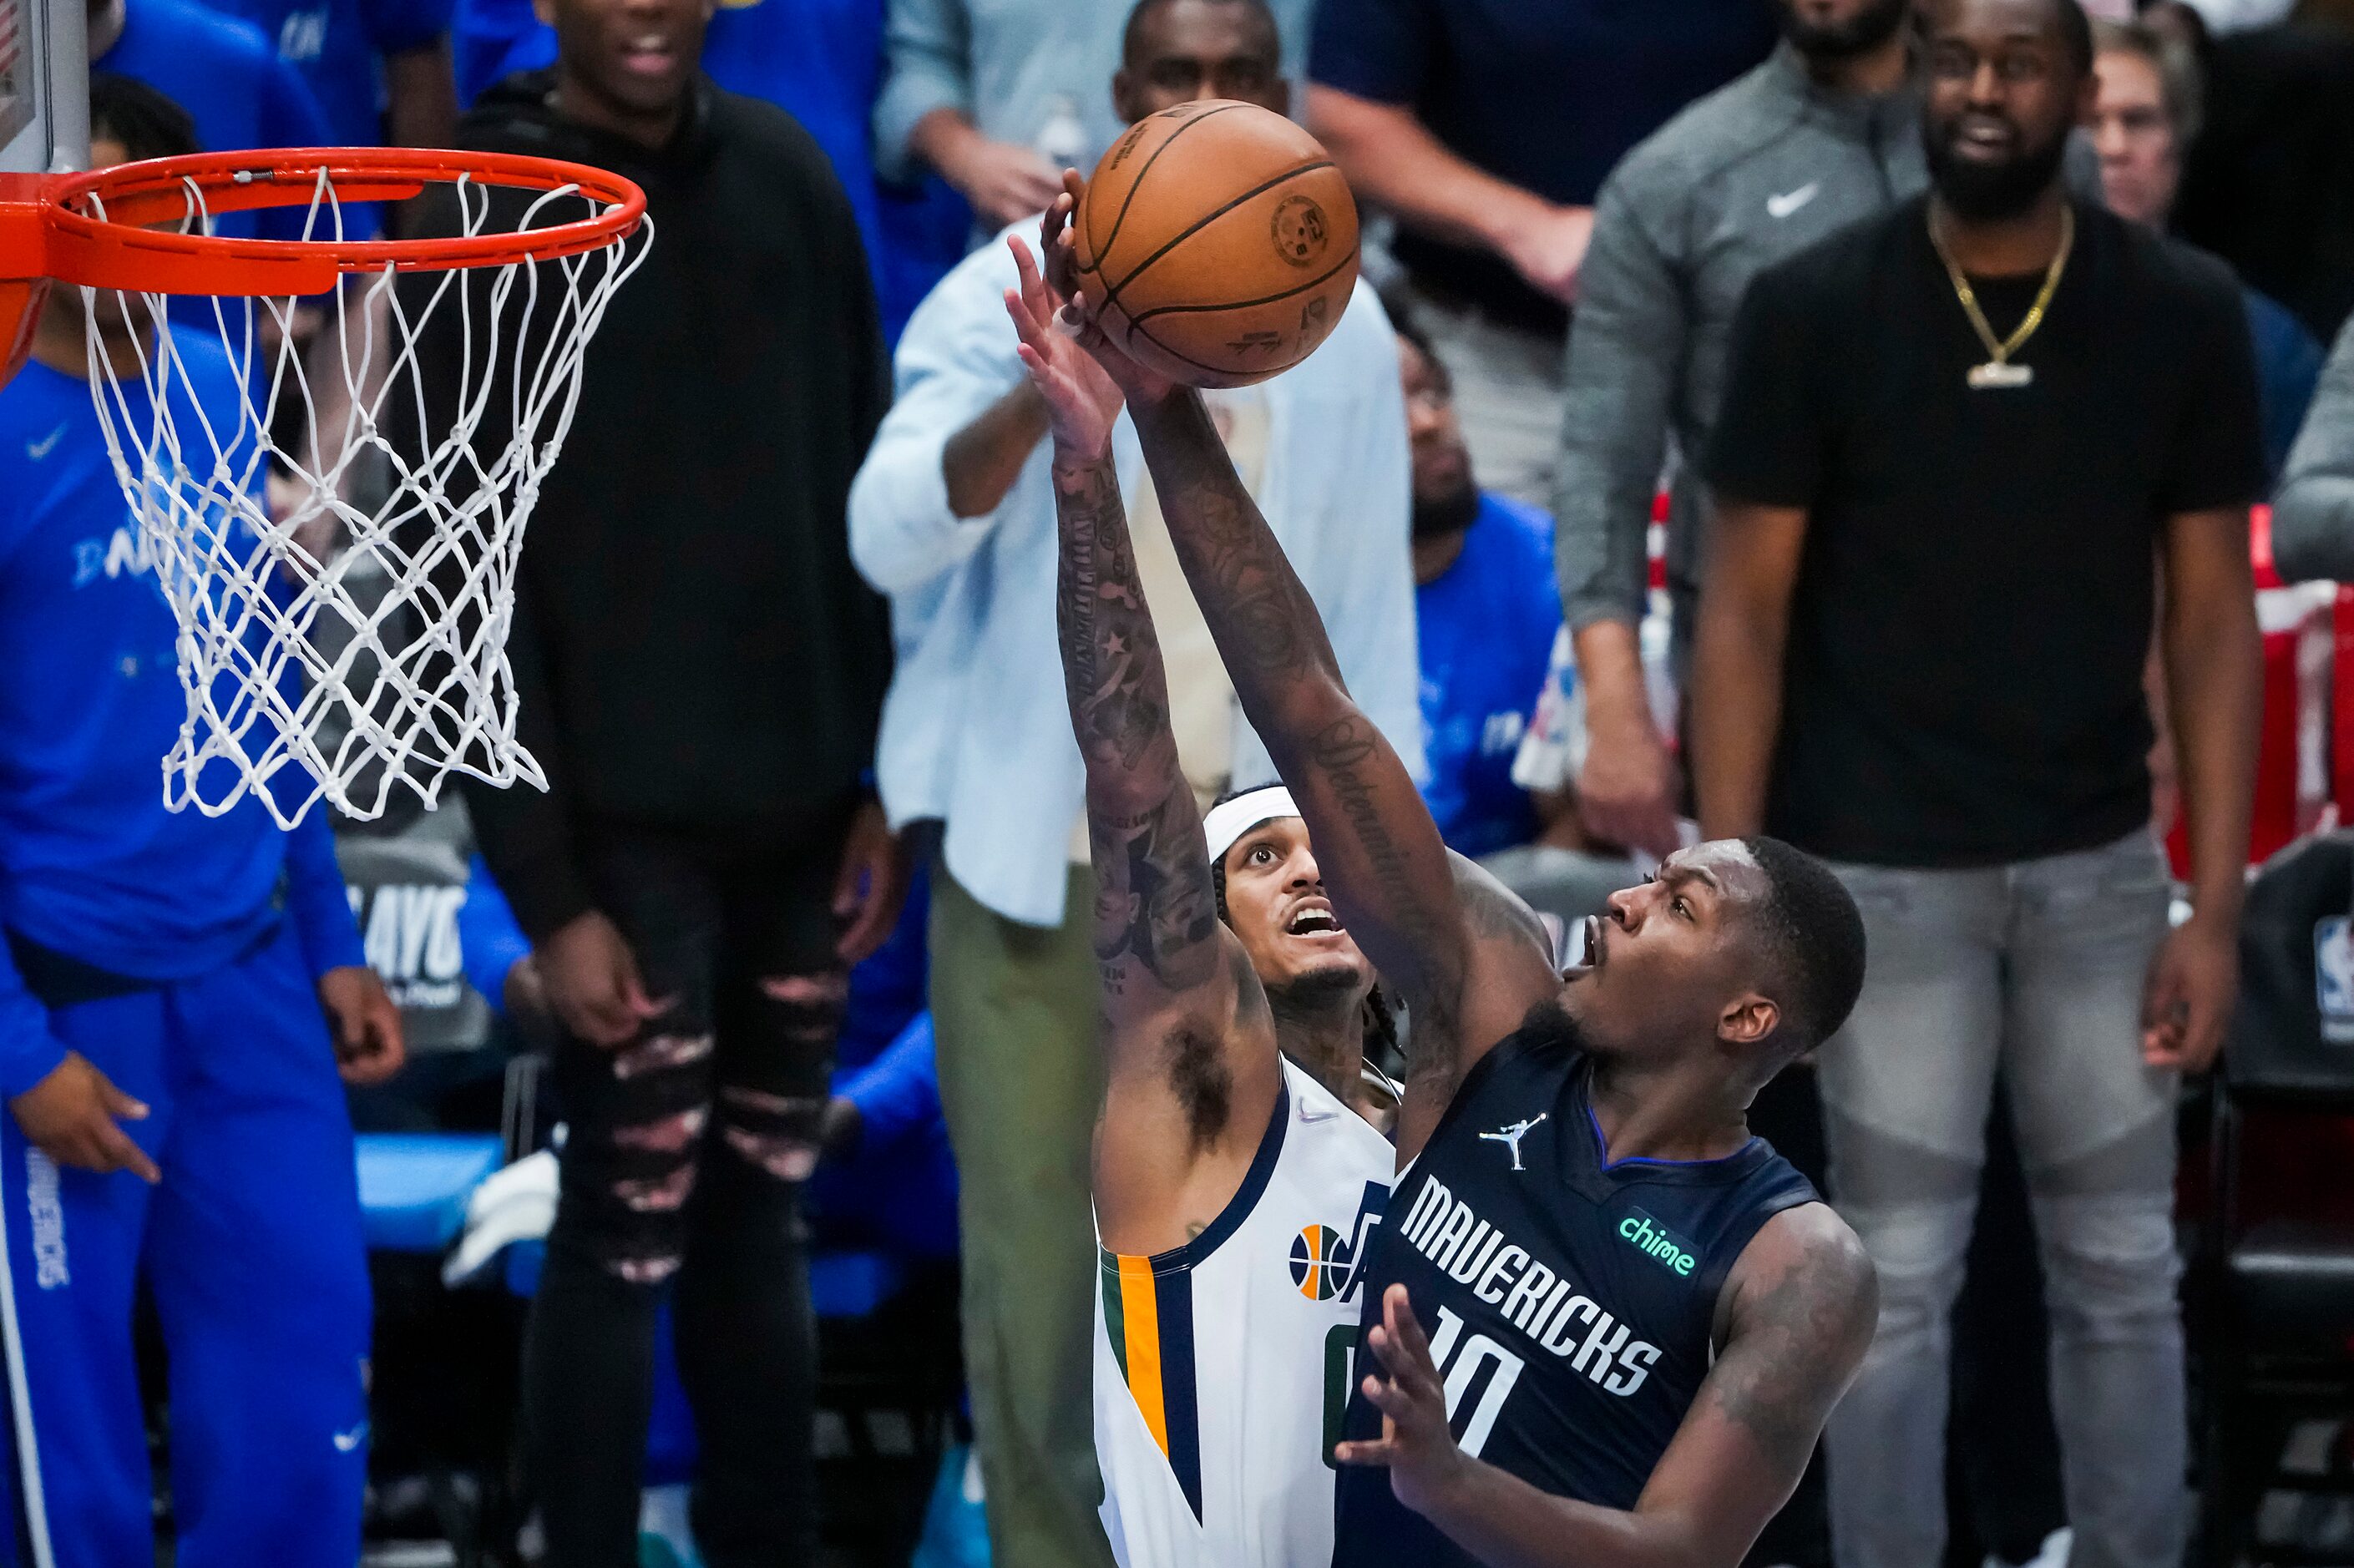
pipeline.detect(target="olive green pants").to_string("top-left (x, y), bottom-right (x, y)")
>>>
top-left (930, 864), bottom-right (1116, 1568)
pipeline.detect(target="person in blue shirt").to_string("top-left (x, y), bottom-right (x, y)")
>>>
top-left (0, 76), bottom-right (401, 1568)
top-left (812, 867), bottom-right (957, 1263)
top-left (204, 0), bottom-right (458, 155)
top-left (88, 0), bottom-right (347, 241)
top-left (1398, 310), bottom-right (1572, 861)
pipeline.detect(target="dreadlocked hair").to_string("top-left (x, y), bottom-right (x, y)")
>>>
top-left (1359, 983), bottom-right (1403, 1080)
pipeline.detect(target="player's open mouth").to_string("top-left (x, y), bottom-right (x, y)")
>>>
top-left (1285, 902), bottom-right (1345, 938)
top-left (1565, 913), bottom-right (1605, 979)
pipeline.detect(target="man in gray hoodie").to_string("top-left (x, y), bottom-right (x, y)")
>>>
top-left (1550, 0), bottom-right (1916, 858)
top-left (2272, 316), bottom-right (2354, 584)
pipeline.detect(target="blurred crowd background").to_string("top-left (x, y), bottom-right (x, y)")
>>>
top-left (11, 0), bottom-right (2354, 1563)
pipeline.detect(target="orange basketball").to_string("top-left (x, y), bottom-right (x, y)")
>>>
top-left (1073, 101), bottom-right (1359, 389)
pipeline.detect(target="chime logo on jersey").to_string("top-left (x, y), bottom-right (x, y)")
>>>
top-left (1288, 1179), bottom-right (1389, 1303)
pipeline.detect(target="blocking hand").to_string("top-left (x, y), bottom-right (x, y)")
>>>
top-left (1333, 1284), bottom-right (1472, 1520)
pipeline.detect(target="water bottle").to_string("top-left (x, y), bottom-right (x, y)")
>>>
top-left (1035, 95), bottom-right (1090, 176)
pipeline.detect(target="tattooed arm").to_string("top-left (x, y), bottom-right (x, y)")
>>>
top-left (1335, 1206), bottom-right (1877, 1568)
top-left (1124, 385), bottom-right (1558, 1155)
top-left (1006, 225), bottom-right (1283, 1257)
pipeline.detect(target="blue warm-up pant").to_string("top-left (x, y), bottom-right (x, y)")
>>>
top-left (0, 922), bottom-right (369, 1568)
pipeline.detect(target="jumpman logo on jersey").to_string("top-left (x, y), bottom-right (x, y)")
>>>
top-left (1480, 1115), bottom-right (1548, 1172)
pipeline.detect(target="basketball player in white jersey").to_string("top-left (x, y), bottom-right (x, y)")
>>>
top-left (1005, 230), bottom-right (1399, 1568)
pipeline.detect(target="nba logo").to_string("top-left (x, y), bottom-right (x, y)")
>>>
top-left (1290, 1225), bottom-right (1354, 1302)
top-left (2315, 917), bottom-right (2354, 1044)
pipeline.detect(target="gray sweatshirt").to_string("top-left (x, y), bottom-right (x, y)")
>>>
top-left (1556, 45), bottom-right (2105, 672)
top-left (2271, 315), bottom-right (2354, 584)
top-left (1552, 44), bottom-right (1922, 664)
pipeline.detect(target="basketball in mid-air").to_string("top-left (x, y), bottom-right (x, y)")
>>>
top-left (1072, 101), bottom-right (1359, 389)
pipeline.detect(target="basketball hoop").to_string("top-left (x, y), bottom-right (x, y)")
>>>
top-left (0, 148), bottom-right (651, 827)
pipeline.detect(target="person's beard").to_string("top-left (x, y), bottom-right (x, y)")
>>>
top-left (1267, 964), bottom-right (1364, 1020)
top-left (1516, 999), bottom-right (1593, 1059)
top-left (1778, 0), bottom-right (1910, 62)
top-left (1923, 114), bottom-right (2072, 222)
top-left (1411, 479), bottom-right (1481, 543)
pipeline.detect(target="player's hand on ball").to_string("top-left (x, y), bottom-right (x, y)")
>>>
top-left (1334, 1284), bottom-right (1471, 1518)
top-left (1005, 221), bottom-right (1126, 458)
top-left (1030, 175), bottom-right (1180, 406)
top-left (9, 1052), bottom-right (160, 1183)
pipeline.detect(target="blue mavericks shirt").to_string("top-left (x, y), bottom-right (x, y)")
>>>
top-left (0, 346), bottom-right (361, 1086)
top-left (1416, 493), bottom-right (1562, 858)
top-left (1332, 1028), bottom-right (1817, 1565)
top-left (205, 0), bottom-right (456, 153)
top-left (99, 0), bottom-right (349, 241)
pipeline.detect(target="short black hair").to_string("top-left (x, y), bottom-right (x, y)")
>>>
top-left (2053, 0), bottom-right (2093, 80)
top-left (1121, 0), bottom-right (1280, 71)
top-left (1381, 288), bottom-right (1451, 395)
top-left (87, 73), bottom-right (202, 164)
top-left (1738, 837), bottom-right (1867, 1058)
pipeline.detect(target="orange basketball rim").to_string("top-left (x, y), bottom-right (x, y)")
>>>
top-left (0, 146), bottom-right (646, 389)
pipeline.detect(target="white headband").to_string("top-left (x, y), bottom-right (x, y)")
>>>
top-left (1202, 786), bottom-right (1300, 864)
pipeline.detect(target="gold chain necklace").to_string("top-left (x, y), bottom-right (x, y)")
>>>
top-left (1926, 202), bottom-right (2073, 390)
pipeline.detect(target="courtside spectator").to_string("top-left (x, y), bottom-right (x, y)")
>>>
top-left (1395, 311), bottom-right (1568, 861)
top-left (402, 0), bottom-right (906, 1551)
top-left (848, 7), bottom-right (1418, 1564)
top-left (2272, 315), bottom-right (2354, 581)
top-left (0, 74), bottom-right (401, 1566)
top-left (205, 0), bottom-right (458, 154)
top-left (2170, 13), bottom-right (2354, 341)
top-left (2093, 18), bottom-right (2323, 473)
top-left (874, 0), bottom-right (1309, 236)
top-left (1307, 0), bottom-right (1775, 505)
top-left (448, 0), bottom-right (957, 340)
top-left (1552, 0), bottom-right (1917, 861)
top-left (1693, 8), bottom-right (2265, 1568)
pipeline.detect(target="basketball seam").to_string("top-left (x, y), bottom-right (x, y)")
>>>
top-left (1123, 246), bottom-right (1360, 326)
top-left (1101, 159), bottom-right (1339, 310)
top-left (1086, 103), bottom-right (1248, 277)
top-left (1124, 310), bottom-right (1326, 382)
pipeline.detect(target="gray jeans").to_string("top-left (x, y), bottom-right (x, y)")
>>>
top-left (1817, 832), bottom-right (2186, 1568)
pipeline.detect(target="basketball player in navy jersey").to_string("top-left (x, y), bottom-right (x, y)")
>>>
top-left (1030, 179), bottom-right (1880, 1568)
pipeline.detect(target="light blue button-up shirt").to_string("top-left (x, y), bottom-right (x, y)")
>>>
top-left (850, 225), bottom-right (1423, 928)
top-left (871, 0), bottom-right (1314, 185)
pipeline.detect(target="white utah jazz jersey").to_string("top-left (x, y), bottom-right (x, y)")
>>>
top-left (1094, 1057), bottom-right (1394, 1568)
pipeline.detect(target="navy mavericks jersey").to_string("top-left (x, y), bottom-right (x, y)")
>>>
top-left (1331, 1025), bottom-right (1819, 1565)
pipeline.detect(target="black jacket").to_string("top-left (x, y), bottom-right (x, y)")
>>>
top-left (408, 73), bottom-right (893, 940)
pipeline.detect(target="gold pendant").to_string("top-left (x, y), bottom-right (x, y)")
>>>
top-left (1967, 360), bottom-right (2033, 390)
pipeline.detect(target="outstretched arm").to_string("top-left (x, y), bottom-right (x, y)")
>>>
top-left (1337, 1206), bottom-right (1877, 1568)
top-left (1005, 229), bottom-right (1280, 1252)
top-left (1117, 338), bottom-right (1555, 1154)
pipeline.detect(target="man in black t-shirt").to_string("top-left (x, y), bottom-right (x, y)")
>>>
top-left (1691, 3), bottom-right (2265, 1567)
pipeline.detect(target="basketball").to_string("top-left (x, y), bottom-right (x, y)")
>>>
top-left (1073, 100), bottom-right (1359, 389)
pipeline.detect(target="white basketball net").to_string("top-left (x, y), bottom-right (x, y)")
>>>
top-left (76, 169), bottom-right (651, 827)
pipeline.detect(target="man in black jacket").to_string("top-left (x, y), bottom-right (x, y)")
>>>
top-left (404, 0), bottom-right (904, 1557)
